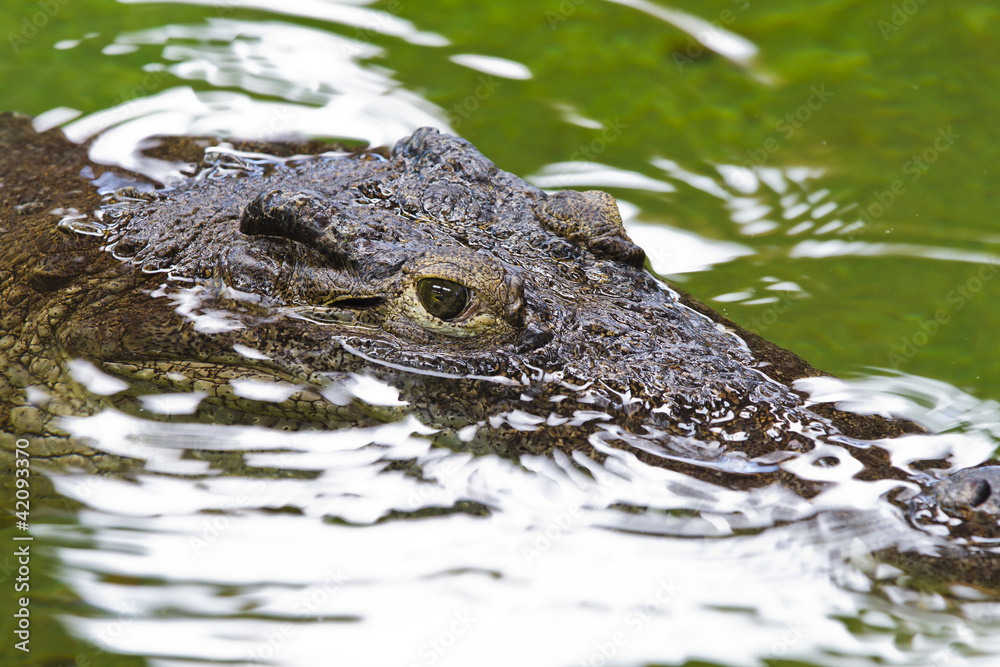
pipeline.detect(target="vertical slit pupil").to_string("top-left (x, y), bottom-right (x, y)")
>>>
top-left (417, 278), bottom-right (469, 321)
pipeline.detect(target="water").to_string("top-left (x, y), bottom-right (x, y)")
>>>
top-left (3, 1), bottom-right (1000, 665)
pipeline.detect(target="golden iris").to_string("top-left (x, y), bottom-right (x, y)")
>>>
top-left (417, 277), bottom-right (470, 321)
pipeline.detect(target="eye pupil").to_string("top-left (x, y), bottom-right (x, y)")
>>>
top-left (417, 278), bottom-right (470, 321)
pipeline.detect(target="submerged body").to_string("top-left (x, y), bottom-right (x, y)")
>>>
top-left (1, 113), bottom-right (998, 585)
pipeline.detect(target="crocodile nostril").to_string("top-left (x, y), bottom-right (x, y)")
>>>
top-left (970, 479), bottom-right (992, 508)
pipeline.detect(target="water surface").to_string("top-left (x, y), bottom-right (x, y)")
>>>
top-left (2, 1), bottom-right (999, 665)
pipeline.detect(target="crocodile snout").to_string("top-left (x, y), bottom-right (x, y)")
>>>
top-left (934, 466), bottom-right (1000, 516)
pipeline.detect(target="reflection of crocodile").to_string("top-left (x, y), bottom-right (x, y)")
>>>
top-left (1, 113), bottom-right (998, 556)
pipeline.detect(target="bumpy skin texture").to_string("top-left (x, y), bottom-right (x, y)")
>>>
top-left (1, 114), bottom-right (997, 564)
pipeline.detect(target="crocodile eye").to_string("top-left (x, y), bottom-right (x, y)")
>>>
top-left (391, 248), bottom-right (523, 342)
top-left (417, 277), bottom-right (470, 321)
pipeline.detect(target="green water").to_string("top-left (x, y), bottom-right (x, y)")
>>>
top-left (3, 0), bottom-right (997, 394)
top-left (3, 1), bottom-right (1000, 665)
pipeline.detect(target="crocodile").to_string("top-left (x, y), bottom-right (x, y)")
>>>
top-left (1, 112), bottom-right (999, 582)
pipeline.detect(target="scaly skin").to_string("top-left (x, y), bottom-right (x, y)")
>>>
top-left (1, 112), bottom-right (124, 473)
top-left (1, 113), bottom-right (998, 590)
top-left (0, 117), bottom-right (382, 476)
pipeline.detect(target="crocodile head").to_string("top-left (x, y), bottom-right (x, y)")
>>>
top-left (107, 128), bottom-right (663, 377)
top-left (82, 127), bottom-right (821, 460)
top-left (5, 114), bottom-right (999, 603)
top-left (0, 124), bottom-right (955, 486)
top-left (4, 115), bottom-right (998, 556)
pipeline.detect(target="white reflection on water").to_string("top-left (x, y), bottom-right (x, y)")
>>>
top-left (797, 372), bottom-right (1000, 477)
top-left (46, 511), bottom-right (917, 667)
top-left (33, 369), bottom-right (1000, 666)
top-left (602, 0), bottom-right (761, 75)
top-left (120, 0), bottom-right (449, 46)
top-left (628, 222), bottom-right (754, 275)
top-left (24, 6), bottom-right (1000, 664)
top-left (63, 17), bottom-right (451, 183)
top-left (450, 53), bottom-right (533, 80)
top-left (790, 239), bottom-right (1000, 266)
top-left (528, 161), bottom-right (677, 193)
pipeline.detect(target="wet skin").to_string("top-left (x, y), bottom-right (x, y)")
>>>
top-left (0, 112), bottom-right (997, 589)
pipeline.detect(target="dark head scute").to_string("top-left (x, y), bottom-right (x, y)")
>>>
top-left (535, 190), bottom-right (645, 268)
top-left (239, 189), bottom-right (353, 268)
top-left (391, 127), bottom-right (498, 185)
top-left (420, 181), bottom-right (483, 221)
